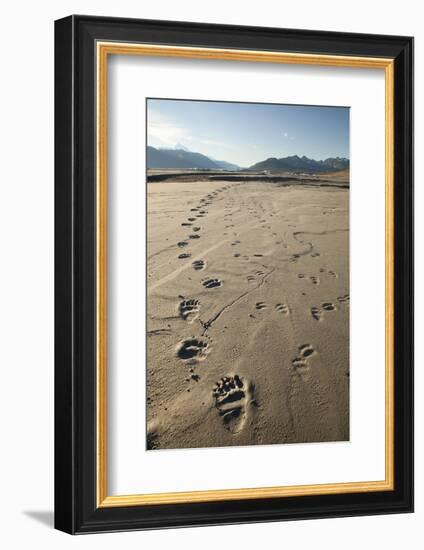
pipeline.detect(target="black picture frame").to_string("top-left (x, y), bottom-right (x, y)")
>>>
top-left (55, 15), bottom-right (413, 534)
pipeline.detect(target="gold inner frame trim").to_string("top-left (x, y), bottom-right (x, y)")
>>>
top-left (96, 41), bottom-right (395, 508)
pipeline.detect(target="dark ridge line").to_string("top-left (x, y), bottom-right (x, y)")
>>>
top-left (147, 172), bottom-right (349, 188)
top-left (147, 171), bottom-right (236, 182)
top-left (293, 229), bottom-right (349, 237)
top-left (147, 329), bottom-right (172, 336)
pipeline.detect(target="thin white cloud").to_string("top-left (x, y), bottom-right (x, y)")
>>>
top-left (147, 109), bottom-right (192, 147)
top-left (147, 109), bottom-right (234, 155)
top-left (198, 138), bottom-right (231, 149)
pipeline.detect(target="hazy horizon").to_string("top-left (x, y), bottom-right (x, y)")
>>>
top-left (147, 98), bottom-right (350, 167)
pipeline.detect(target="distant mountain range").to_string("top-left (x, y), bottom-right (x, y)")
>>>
top-left (147, 146), bottom-right (240, 171)
top-left (147, 146), bottom-right (349, 175)
top-left (249, 155), bottom-right (349, 173)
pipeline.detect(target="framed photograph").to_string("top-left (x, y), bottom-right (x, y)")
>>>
top-left (54, 15), bottom-right (413, 534)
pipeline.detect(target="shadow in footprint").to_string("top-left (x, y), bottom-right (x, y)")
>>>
top-left (213, 375), bottom-right (253, 434)
top-left (179, 299), bottom-right (200, 322)
top-left (202, 278), bottom-right (222, 289)
top-left (276, 303), bottom-right (290, 315)
top-left (299, 344), bottom-right (315, 358)
top-left (311, 307), bottom-right (322, 321)
top-left (177, 337), bottom-right (210, 361)
top-left (292, 344), bottom-right (316, 379)
top-left (192, 259), bottom-right (206, 271)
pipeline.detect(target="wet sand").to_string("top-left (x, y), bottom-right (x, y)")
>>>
top-left (146, 178), bottom-right (349, 450)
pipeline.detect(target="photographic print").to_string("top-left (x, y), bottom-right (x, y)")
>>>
top-left (146, 98), bottom-right (350, 450)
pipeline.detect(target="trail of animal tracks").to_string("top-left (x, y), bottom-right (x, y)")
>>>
top-left (146, 178), bottom-right (349, 450)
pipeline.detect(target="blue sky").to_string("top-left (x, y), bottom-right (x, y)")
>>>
top-left (147, 98), bottom-right (349, 168)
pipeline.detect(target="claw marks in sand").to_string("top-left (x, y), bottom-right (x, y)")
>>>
top-left (299, 344), bottom-right (315, 358)
top-left (192, 259), bottom-right (206, 271)
top-left (252, 302), bottom-right (290, 315)
top-left (275, 303), bottom-right (290, 315)
top-left (311, 306), bottom-right (322, 321)
top-left (292, 344), bottom-right (316, 379)
top-left (179, 299), bottom-right (200, 322)
top-left (213, 375), bottom-right (255, 434)
top-left (298, 273), bottom-right (320, 285)
top-left (319, 268), bottom-right (339, 279)
top-left (311, 302), bottom-right (336, 321)
top-left (202, 277), bottom-right (223, 289)
top-left (177, 337), bottom-right (210, 361)
top-left (146, 428), bottom-right (159, 450)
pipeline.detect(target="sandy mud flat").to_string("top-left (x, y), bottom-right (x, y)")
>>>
top-left (146, 178), bottom-right (349, 450)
